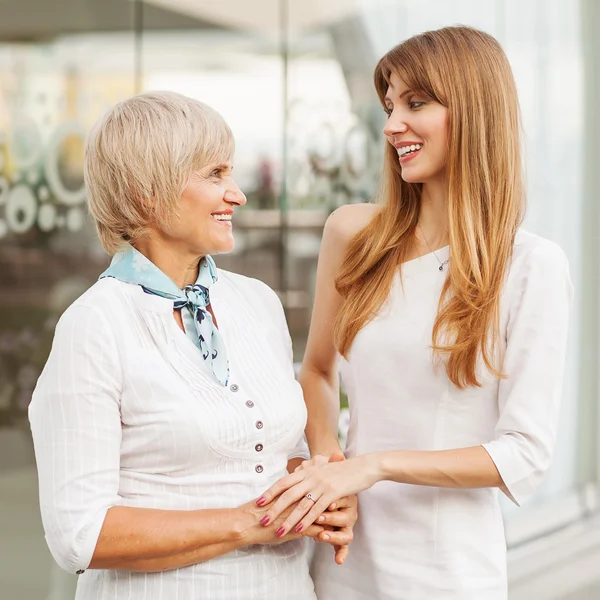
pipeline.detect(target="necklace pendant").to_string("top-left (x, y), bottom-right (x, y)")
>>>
top-left (439, 265), bottom-right (444, 271)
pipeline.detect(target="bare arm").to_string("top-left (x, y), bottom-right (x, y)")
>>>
top-left (90, 499), bottom-right (322, 572)
top-left (300, 204), bottom-right (379, 457)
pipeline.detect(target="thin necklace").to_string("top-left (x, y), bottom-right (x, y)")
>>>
top-left (417, 224), bottom-right (450, 272)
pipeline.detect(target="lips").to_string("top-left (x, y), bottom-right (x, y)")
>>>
top-left (398, 145), bottom-right (422, 164)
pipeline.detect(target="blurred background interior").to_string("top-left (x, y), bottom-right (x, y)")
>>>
top-left (0, 0), bottom-right (599, 598)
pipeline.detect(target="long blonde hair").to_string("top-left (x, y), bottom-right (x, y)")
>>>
top-left (334, 26), bottom-right (525, 388)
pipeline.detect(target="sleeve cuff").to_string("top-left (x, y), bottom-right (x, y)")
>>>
top-left (481, 441), bottom-right (540, 507)
top-left (288, 434), bottom-right (310, 461)
top-left (62, 508), bottom-right (110, 574)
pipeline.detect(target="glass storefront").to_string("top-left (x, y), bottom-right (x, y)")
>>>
top-left (0, 1), bottom-right (596, 597)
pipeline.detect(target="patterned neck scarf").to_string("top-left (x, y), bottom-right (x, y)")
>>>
top-left (99, 244), bottom-right (229, 386)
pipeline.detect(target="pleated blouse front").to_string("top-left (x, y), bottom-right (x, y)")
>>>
top-left (29, 271), bottom-right (315, 600)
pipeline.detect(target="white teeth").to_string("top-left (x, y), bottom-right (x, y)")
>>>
top-left (212, 214), bottom-right (232, 221)
top-left (398, 144), bottom-right (422, 156)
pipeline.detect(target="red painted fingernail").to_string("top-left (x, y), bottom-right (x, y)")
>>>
top-left (295, 524), bottom-right (303, 533)
top-left (256, 497), bottom-right (266, 507)
top-left (260, 516), bottom-right (270, 526)
top-left (276, 527), bottom-right (285, 537)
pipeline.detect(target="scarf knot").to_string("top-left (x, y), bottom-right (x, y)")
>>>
top-left (100, 245), bottom-right (230, 386)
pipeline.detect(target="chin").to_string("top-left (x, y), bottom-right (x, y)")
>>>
top-left (213, 240), bottom-right (235, 255)
top-left (401, 171), bottom-right (426, 184)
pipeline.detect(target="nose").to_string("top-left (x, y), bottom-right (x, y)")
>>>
top-left (383, 111), bottom-right (409, 139)
top-left (224, 179), bottom-right (247, 207)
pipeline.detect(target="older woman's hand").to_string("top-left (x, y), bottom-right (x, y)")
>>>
top-left (314, 493), bottom-right (358, 565)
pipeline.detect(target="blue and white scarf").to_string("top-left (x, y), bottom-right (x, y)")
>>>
top-left (100, 244), bottom-right (229, 386)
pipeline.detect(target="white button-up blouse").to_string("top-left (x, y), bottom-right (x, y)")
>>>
top-left (29, 270), bottom-right (315, 600)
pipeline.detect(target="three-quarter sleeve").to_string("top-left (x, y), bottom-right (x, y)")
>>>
top-left (29, 303), bottom-right (123, 573)
top-left (482, 241), bottom-right (574, 506)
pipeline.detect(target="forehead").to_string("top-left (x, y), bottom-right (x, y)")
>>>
top-left (385, 72), bottom-right (410, 100)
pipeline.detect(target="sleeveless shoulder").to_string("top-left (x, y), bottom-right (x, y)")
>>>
top-left (323, 203), bottom-right (380, 244)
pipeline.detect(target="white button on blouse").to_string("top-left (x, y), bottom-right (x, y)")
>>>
top-left (29, 270), bottom-right (315, 600)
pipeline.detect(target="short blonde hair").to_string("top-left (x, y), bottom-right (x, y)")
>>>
top-left (84, 91), bottom-right (234, 254)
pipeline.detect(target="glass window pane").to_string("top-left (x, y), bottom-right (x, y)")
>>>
top-left (0, 3), bottom-right (137, 597)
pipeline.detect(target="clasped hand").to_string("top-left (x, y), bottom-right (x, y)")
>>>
top-left (256, 453), bottom-right (367, 564)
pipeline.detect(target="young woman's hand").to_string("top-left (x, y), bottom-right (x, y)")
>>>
top-left (294, 451), bottom-right (358, 564)
top-left (256, 453), bottom-right (376, 548)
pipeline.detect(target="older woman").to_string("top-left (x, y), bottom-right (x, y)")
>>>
top-left (28, 91), bottom-right (356, 600)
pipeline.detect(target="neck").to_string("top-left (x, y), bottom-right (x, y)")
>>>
top-left (417, 180), bottom-right (449, 249)
top-left (133, 234), bottom-right (203, 289)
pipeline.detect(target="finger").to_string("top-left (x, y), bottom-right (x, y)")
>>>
top-left (256, 471), bottom-right (304, 507)
top-left (319, 526), bottom-right (353, 547)
top-left (262, 484), bottom-right (312, 529)
top-left (295, 495), bottom-right (333, 534)
top-left (328, 495), bottom-right (354, 510)
top-left (328, 451), bottom-right (345, 463)
top-left (335, 544), bottom-right (349, 565)
top-left (279, 495), bottom-right (321, 536)
top-left (302, 524), bottom-right (324, 538)
top-left (316, 510), bottom-right (354, 528)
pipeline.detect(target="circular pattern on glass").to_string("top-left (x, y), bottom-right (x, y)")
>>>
top-left (45, 122), bottom-right (87, 206)
top-left (38, 185), bottom-right (50, 202)
top-left (66, 207), bottom-right (84, 232)
top-left (344, 123), bottom-right (369, 179)
top-left (37, 203), bottom-right (56, 232)
top-left (11, 117), bottom-right (43, 170)
top-left (0, 177), bottom-right (9, 206)
top-left (6, 185), bottom-right (37, 233)
top-left (27, 169), bottom-right (40, 186)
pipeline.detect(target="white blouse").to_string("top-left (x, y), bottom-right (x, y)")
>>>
top-left (311, 230), bottom-right (573, 600)
top-left (29, 270), bottom-right (315, 600)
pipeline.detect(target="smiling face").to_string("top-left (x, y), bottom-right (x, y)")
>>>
top-left (157, 161), bottom-right (247, 256)
top-left (383, 72), bottom-right (449, 185)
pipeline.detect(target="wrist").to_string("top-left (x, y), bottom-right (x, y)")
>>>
top-left (230, 505), bottom-right (259, 545)
top-left (309, 439), bottom-right (342, 458)
top-left (363, 452), bottom-right (389, 486)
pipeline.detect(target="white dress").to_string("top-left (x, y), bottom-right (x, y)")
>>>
top-left (311, 230), bottom-right (573, 600)
top-left (29, 270), bottom-right (316, 600)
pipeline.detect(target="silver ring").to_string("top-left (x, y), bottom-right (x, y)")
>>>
top-left (306, 493), bottom-right (316, 502)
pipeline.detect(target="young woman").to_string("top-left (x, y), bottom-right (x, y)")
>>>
top-left (28, 91), bottom-right (357, 600)
top-left (253, 26), bottom-right (573, 598)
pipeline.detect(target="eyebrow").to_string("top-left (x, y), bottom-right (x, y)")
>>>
top-left (384, 88), bottom-right (413, 104)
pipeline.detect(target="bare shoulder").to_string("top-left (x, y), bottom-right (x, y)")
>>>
top-left (323, 203), bottom-right (380, 245)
